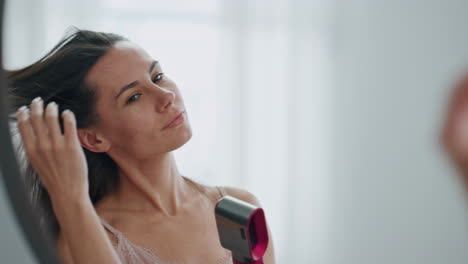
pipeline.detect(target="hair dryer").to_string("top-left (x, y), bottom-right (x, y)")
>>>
top-left (215, 196), bottom-right (269, 264)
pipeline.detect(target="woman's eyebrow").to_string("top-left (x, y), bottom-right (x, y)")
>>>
top-left (114, 60), bottom-right (159, 101)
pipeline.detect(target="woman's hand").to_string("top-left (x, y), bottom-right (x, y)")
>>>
top-left (16, 97), bottom-right (89, 203)
top-left (442, 74), bottom-right (468, 187)
top-left (16, 97), bottom-right (121, 264)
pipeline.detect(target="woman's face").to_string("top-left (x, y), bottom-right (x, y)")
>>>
top-left (83, 41), bottom-right (192, 159)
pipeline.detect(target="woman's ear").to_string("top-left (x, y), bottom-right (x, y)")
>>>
top-left (77, 128), bottom-right (110, 153)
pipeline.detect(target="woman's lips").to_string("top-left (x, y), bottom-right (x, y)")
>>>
top-left (162, 111), bottom-right (185, 131)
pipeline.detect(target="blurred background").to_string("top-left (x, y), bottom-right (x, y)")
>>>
top-left (2, 0), bottom-right (468, 263)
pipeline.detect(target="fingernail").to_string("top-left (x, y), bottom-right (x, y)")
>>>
top-left (62, 109), bottom-right (71, 115)
top-left (32, 97), bottom-right (42, 103)
top-left (17, 105), bottom-right (26, 113)
top-left (18, 108), bottom-right (29, 121)
top-left (47, 102), bottom-right (58, 112)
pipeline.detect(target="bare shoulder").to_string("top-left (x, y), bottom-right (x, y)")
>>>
top-left (188, 179), bottom-right (260, 206)
top-left (222, 186), bottom-right (261, 206)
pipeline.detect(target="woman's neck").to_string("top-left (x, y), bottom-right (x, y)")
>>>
top-left (105, 152), bottom-right (193, 216)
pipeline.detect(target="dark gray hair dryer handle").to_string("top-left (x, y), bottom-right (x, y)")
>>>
top-left (215, 195), bottom-right (269, 264)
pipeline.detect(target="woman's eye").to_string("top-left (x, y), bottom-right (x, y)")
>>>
top-left (152, 72), bottom-right (164, 83)
top-left (126, 93), bottom-right (141, 104)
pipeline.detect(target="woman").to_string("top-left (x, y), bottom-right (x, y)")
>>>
top-left (8, 28), bottom-right (275, 264)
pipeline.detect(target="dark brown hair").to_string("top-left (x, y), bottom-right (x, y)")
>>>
top-left (6, 27), bottom-right (127, 240)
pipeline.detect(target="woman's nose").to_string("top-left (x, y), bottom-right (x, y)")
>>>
top-left (155, 87), bottom-right (175, 113)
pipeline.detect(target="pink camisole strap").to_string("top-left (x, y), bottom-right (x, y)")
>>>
top-left (216, 186), bottom-right (227, 198)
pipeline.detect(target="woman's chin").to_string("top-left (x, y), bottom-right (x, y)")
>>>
top-left (168, 126), bottom-right (192, 151)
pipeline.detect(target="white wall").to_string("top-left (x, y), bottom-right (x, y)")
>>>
top-left (330, 0), bottom-right (468, 263)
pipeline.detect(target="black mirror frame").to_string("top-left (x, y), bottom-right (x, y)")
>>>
top-left (0, 1), bottom-right (60, 263)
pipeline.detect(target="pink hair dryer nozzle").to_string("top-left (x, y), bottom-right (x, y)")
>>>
top-left (215, 196), bottom-right (269, 264)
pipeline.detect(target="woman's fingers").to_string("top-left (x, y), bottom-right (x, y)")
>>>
top-left (440, 73), bottom-right (468, 172)
top-left (44, 102), bottom-right (64, 145)
top-left (16, 106), bottom-right (36, 154)
top-left (29, 97), bottom-right (51, 150)
top-left (17, 97), bottom-right (80, 154)
top-left (443, 76), bottom-right (468, 146)
top-left (62, 110), bottom-right (79, 146)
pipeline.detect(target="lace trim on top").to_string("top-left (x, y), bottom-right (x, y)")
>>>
top-left (99, 186), bottom-right (232, 264)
